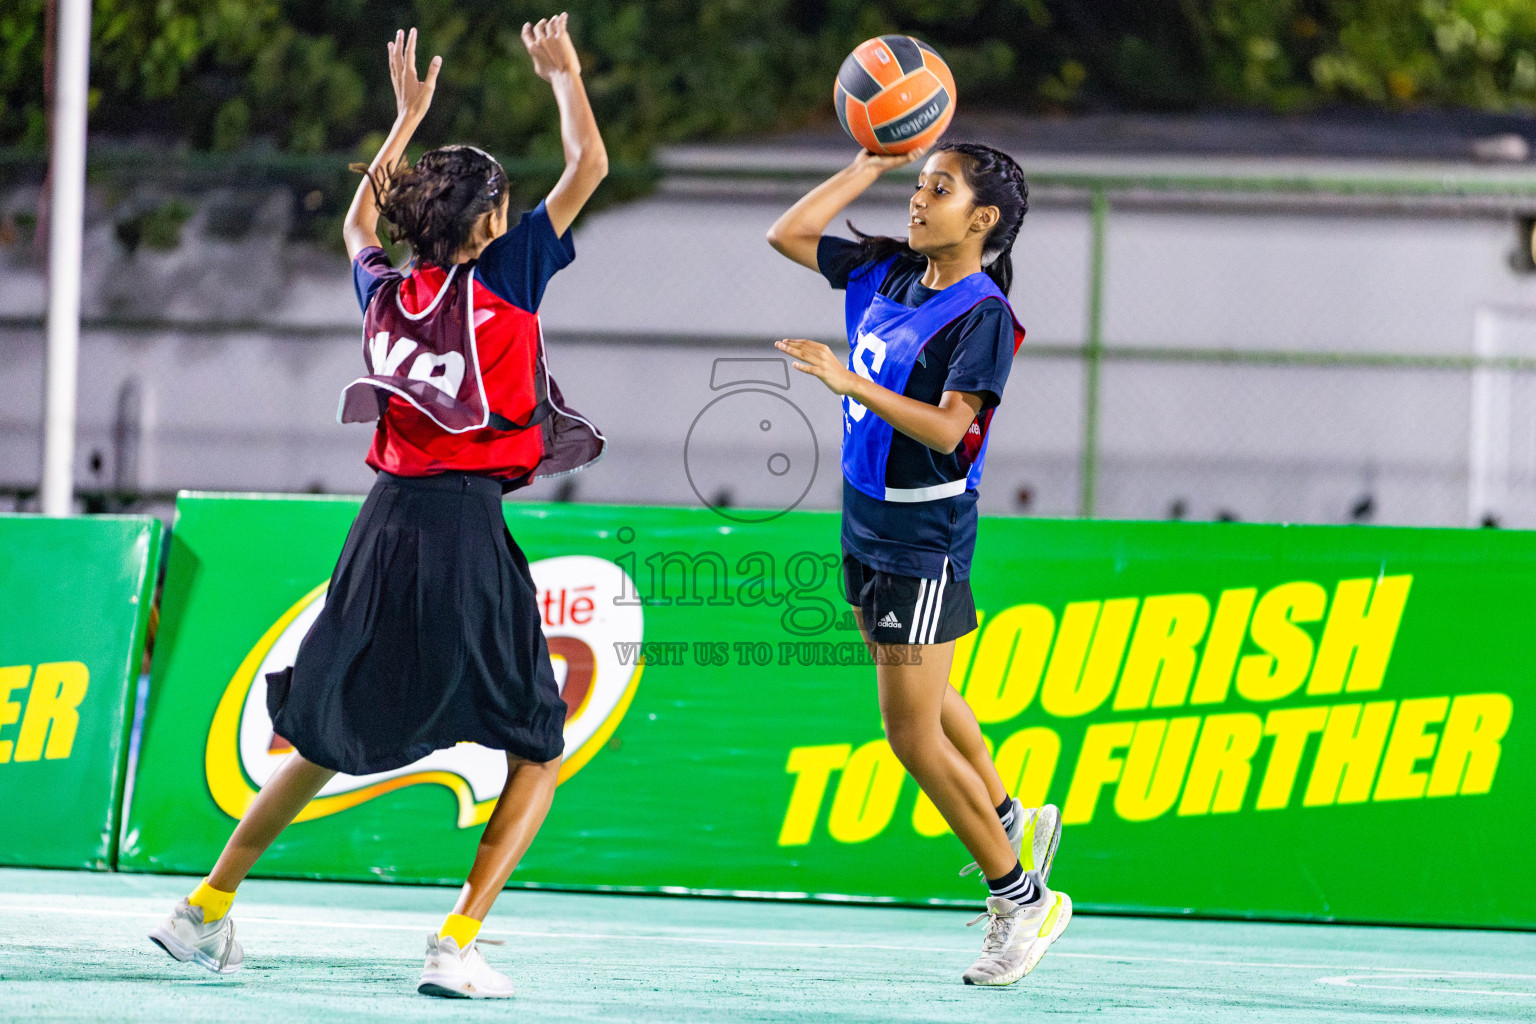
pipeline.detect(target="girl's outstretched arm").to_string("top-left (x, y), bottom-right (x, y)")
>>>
top-left (775, 338), bottom-right (983, 454)
top-left (526, 13), bottom-right (608, 237)
top-left (344, 28), bottom-right (441, 259)
top-left (766, 149), bottom-right (926, 271)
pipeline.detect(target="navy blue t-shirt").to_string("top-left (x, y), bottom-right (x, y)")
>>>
top-left (819, 236), bottom-right (1017, 582)
top-left (352, 200), bottom-right (573, 314)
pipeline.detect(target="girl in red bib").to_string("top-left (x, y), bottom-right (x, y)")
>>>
top-left (150, 18), bottom-right (606, 999)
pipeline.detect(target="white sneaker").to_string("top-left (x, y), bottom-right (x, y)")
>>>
top-left (961, 886), bottom-right (1072, 987)
top-left (148, 898), bottom-right (243, 975)
top-left (962, 801), bottom-right (1062, 883)
top-left (417, 932), bottom-right (515, 999)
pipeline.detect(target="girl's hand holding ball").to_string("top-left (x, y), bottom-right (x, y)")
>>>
top-left (851, 147), bottom-right (928, 174)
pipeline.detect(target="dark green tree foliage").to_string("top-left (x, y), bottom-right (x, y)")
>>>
top-left (0, 1), bottom-right (49, 146)
top-left (3, 1), bottom-right (1050, 157)
top-left (1205, 0), bottom-right (1536, 111)
top-left (6, 2), bottom-right (1536, 157)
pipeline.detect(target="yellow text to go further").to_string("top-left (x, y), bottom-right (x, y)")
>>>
top-left (777, 692), bottom-right (1511, 846)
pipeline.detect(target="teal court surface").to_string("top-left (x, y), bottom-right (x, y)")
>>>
top-left (0, 868), bottom-right (1531, 1022)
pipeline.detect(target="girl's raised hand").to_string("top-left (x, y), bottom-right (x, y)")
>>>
top-left (522, 13), bottom-right (581, 81)
top-left (851, 147), bottom-right (927, 174)
top-left (389, 27), bottom-right (442, 125)
top-left (776, 339), bottom-right (859, 396)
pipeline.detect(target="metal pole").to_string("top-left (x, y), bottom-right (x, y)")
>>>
top-left (1079, 188), bottom-right (1107, 518)
top-left (41, 0), bottom-right (91, 517)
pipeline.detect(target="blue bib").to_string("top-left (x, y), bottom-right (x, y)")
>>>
top-left (842, 258), bottom-right (1019, 503)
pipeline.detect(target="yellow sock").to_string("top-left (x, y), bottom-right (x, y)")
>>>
top-left (187, 878), bottom-right (236, 923)
top-left (439, 913), bottom-right (481, 948)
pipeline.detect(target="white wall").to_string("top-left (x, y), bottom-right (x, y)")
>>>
top-left (4, 162), bottom-right (1536, 527)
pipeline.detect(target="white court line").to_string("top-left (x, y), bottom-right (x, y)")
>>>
top-left (1, 902), bottom-right (1532, 981)
top-left (1050, 950), bottom-right (1536, 980)
top-left (1319, 974), bottom-right (1536, 998)
top-left (1052, 952), bottom-right (1536, 981)
top-left (10, 905), bottom-right (967, 955)
top-left (0, 904), bottom-right (965, 954)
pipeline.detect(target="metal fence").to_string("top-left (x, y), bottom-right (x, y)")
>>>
top-left (1011, 167), bottom-right (1536, 525)
top-left (653, 157), bottom-right (1536, 529)
top-left (6, 148), bottom-right (1536, 528)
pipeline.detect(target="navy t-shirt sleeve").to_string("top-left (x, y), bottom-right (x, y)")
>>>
top-left (473, 200), bottom-right (576, 313)
top-left (352, 246), bottom-right (397, 314)
top-left (816, 235), bottom-right (870, 290)
top-left (943, 301), bottom-right (1016, 410)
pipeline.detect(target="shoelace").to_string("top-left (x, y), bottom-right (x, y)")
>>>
top-left (966, 909), bottom-right (1016, 956)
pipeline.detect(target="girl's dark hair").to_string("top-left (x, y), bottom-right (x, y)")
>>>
top-left (847, 141), bottom-right (1029, 295)
top-left (362, 145), bottom-right (509, 268)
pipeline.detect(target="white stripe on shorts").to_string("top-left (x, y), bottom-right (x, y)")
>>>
top-left (924, 558), bottom-right (950, 644)
top-left (913, 563), bottom-right (941, 645)
top-left (907, 578), bottom-right (928, 644)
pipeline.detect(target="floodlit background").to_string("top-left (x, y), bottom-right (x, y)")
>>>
top-left (6, 8), bottom-right (1536, 1022)
top-left (7, 1), bottom-right (1536, 527)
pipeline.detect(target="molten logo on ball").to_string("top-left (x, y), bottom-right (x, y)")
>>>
top-left (204, 555), bottom-right (643, 827)
top-left (835, 35), bottom-right (956, 156)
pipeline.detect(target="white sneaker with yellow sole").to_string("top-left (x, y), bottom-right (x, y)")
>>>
top-left (961, 801), bottom-right (1062, 882)
top-left (961, 886), bottom-right (1073, 986)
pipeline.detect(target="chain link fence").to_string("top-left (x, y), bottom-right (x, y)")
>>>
top-left (1072, 175), bottom-right (1536, 530)
top-left (6, 148), bottom-right (1536, 528)
top-left (652, 160), bottom-right (1536, 528)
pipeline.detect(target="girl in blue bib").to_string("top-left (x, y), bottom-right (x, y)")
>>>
top-left (768, 142), bottom-right (1071, 986)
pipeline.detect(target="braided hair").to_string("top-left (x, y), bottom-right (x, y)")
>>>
top-left (366, 145), bottom-right (509, 268)
top-left (845, 141), bottom-right (1029, 295)
top-left (936, 142), bottom-right (1028, 295)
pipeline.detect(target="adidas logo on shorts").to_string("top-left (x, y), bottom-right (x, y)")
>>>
top-left (877, 610), bottom-right (902, 629)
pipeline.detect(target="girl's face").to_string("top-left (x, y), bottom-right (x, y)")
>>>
top-left (908, 150), bottom-right (998, 258)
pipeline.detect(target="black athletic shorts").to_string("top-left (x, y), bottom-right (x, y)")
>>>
top-left (842, 552), bottom-right (979, 646)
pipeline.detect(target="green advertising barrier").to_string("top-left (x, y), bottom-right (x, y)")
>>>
top-left (123, 494), bottom-right (1531, 928)
top-left (0, 514), bottom-right (162, 869)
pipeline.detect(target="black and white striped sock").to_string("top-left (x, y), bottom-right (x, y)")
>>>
top-left (995, 795), bottom-right (1016, 831)
top-left (986, 862), bottom-right (1040, 906)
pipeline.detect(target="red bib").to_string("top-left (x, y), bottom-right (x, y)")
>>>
top-left (340, 262), bottom-right (604, 487)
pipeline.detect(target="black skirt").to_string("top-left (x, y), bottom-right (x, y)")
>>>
top-left (266, 470), bottom-right (567, 776)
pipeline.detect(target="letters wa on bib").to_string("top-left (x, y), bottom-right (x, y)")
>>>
top-left (266, 203), bottom-right (604, 776)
